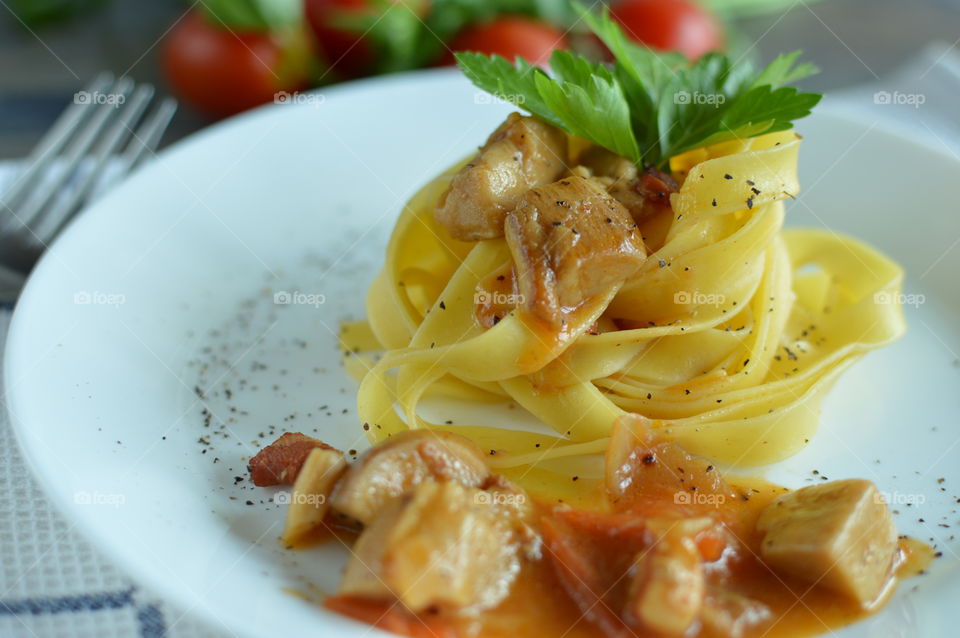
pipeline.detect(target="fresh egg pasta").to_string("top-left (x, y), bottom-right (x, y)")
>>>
top-left (344, 131), bottom-right (905, 472)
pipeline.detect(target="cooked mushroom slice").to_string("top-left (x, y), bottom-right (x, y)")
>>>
top-left (624, 523), bottom-right (707, 636)
top-left (330, 430), bottom-right (489, 524)
top-left (338, 480), bottom-right (524, 613)
top-left (505, 175), bottom-right (646, 326)
top-left (700, 588), bottom-right (773, 638)
top-left (605, 414), bottom-right (735, 510)
top-left (248, 432), bottom-right (337, 486)
top-left (479, 473), bottom-right (537, 528)
top-left (756, 479), bottom-right (898, 607)
top-left (281, 447), bottom-right (348, 547)
top-left (436, 113), bottom-right (568, 241)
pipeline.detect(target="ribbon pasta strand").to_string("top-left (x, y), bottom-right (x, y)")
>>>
top-left (345, 131), bottom-right (906, 477)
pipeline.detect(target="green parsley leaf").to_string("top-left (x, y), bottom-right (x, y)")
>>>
top-left (703, 85), bottom-right (822, 147)
top-left (456, 1), bottom-right (822, 170)
top-left (455, 53), bottom-right (563, 129)
top-left (456, 49), bottom-right (640, 162)
top-left (750, 50), bottom-right (819, 89)
top-left (538, 51), bottom-right (641, 162)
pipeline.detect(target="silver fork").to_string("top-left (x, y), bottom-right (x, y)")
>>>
top-left (0, 73), bottom-right (177, 286)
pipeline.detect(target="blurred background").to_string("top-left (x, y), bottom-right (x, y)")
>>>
top-left (1, 0), bottom-right (958, 157)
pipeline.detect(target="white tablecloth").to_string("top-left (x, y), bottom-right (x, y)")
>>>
top-left (0, 309), bottom-right (221, 637)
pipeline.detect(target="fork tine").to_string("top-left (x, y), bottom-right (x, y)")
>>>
top-left (0, 73), bottom-right (113, 220)
top-left (0, 75), bottom-right (177, 276)
top-left (120, 97), bottom-right (178, 173)
top-left (13, 77), bottom-right (135, 230)
top-left (31, 84), bottom-right (157, 244)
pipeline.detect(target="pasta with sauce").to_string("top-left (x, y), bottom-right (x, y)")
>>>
top-left (252, 14), bottom-right (927, 637)
top-left (342, 126), bottom-right (905, 473)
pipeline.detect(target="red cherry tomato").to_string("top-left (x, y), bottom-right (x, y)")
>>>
top-left (304, 0), bottom-right (374, 78)
top-left (305, 0), bottom-right (429, 79)
top-left (611, 0), bottom-right (723, 59)
top-left (162, 11), bottom-right (310, 119)
top-left (444, 16), bottom-right (569, 68)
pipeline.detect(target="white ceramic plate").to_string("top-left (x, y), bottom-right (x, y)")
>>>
top-left (5, 69), bottom-right (960, 638)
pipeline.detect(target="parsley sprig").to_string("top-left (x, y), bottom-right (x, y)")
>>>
top-left (456, 2), bottom-right (822, 170)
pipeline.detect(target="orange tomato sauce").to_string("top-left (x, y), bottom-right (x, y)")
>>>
top-left (315, 471), bottom-right (931, 638)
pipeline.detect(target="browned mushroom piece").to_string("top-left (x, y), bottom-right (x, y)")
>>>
top-left (756, 479), bottom-right (899, 608)
top-left (699, 588), bottom-right (773, 638)
top-left (505, 175), bottom-right (647, 326)
top-left (338, 480), bottom-right (530, 613)
top-left (329, 430), bottom-right (490, 524)
top-left (436, 113), bottom-right (568, 241)
top-left (281, 447), bottom-right (348, 547)
top-left (624, 529), bottom-right (705, 636)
